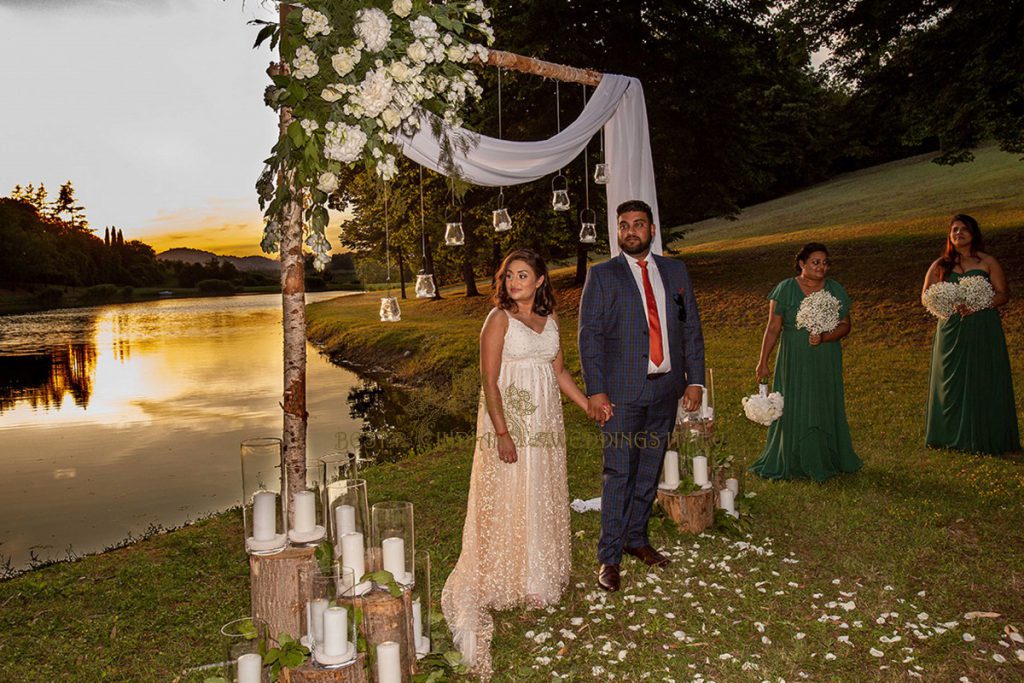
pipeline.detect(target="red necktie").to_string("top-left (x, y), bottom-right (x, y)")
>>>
top-left (637, 259), bottom-right (664, 367)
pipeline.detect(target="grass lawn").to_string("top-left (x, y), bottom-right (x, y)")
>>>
top-left (2, 150), bottom-right (1023, 682)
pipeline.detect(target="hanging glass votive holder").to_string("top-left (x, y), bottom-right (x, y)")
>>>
top-left (301, 564), bottom-right (360, 668)
top-left (579, 207), bottom-right (597, 244)
top-left (240, 437), bottom-right (287, 556)
top-left (415, 271), bottom-right (436, 299)
top-left (411, 550), bottom-right (432, 658)
top-left (379, 296), bottom-right (401, 322)
top-left (593, 162), bottom-right (610, 185)
top-left (326, 479), bottom-right (372, 596)
top-left (444, 211), bottom-right (465, 246)
top-left (492, 190), bottom-right (512, 232)
top-left (551, 174), bottom-right (570, 211)
top-left (370, 501), bottom-right (415, 586)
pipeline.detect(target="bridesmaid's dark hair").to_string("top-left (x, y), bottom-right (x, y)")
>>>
top-left (794, 242), bottom-right (830, 274)
top-left (493, 249), bottom-right (555, 316)
top-left (939, 214), bottom-right (985, 276)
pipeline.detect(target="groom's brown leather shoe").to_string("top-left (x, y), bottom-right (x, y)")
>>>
top-left (623, 544), bottom-right (671, 567)
top-left (597, 563), bottom-right (620, 592)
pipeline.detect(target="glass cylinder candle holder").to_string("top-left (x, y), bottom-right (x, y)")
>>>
top-left (379, 296), bottom-right (401, 322)
top-left (411, 550), bottom-right (432, 658)
top-left (241, 437), bottom-right (287, 555)
top-left (220, 617), bottom-right (269, 675)
top-left (301, 564), bottom-right (359, 668)
top-left (197, 655), bottom-right (268, 683)
top-left (319, 451), bottom-right (358, 490)
top-left (593, 162), bottom-right (609, 184)
top-left (326, 479), bottom-right (372, 595)
top-left (658, 449), bottom-right (680, 490)
top-left (701, 367), bottom-right (715, 422)
top-left (415, 271), bottom-right (436, 299)
top-left (288, 488), bottom-right (326, 547)
top-left (371, 501), bottom-right (415, 586)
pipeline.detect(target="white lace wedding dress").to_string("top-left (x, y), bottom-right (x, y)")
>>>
top-left (441, 311), bottom-right (571, 678)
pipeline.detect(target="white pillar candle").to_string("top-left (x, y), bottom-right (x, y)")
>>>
top-left (309, 598), bottom-right (329, 646)
top-left (662, 450), bottom-right (680, 488)
top-left (335, 504), bottom-right (356, 535)
top-left (322, 606), bottom-right (348, 656)
top-left (293, 490), bottom-right (316, 533)
top-left (382, 536), bottom-right (405, 579)
top-left (252, 490), bottom-right (277, 541)
top-left (726, 477), bottom-right (739, 497)
top-left (376, 641), bottom-right (402, 683)
top-left (412, 597), bottom-right (424, 648)
top-left (340, 532), bottom-right (365, 584)
top-left (719, 488), bottom-right (736, 513)
top-left (692, 456), bottom-right (709, 486)
top-left (236, 652), bottom-right (262, 683)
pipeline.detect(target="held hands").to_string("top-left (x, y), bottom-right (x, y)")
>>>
top-left (587, 393), bottom-right (614, 427)
top-left (809, 332), bottom-right (822, 346)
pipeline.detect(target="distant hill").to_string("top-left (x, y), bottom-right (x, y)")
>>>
top-left (157, 248), bottom-right (278, 273)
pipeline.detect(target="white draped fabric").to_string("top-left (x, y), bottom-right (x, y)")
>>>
top-left (398, 73), bottom-right (662, 255)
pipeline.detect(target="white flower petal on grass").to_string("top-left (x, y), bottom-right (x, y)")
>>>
top-left (825, 653), bottom-right (837, 661)
top-left (992, 653), bottom-right (1007, 663)
top-left (837, 635), bottom-right (851, 645)
top-left (795, 632), bottom-right (806, 640)
top-left (1007, 627), bottom-right (1024, 644)
top-left (917, 612), bottom-right (929, 622)
top-left (1015, 649), bottom-right (1024, 662)
top-left (718, 653), bottom-right (734, 661)
top-left (761, 636), bottom-right (772, 645)
top-left (673, 630), bottom-right (686, 641)
top-left (840, 601), bottom-right (856, 611)
top-left (570, 617), bottom-right (583, 626)
top-left (962, 633), bottom-right (975, 642)
top-left (869, 648), bottom-right (884, 657)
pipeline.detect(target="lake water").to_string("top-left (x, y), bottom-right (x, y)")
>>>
top-left (0, 292), bottom-right (370, 573)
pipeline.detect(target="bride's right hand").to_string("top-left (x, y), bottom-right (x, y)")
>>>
top-left (497, 433), bottom-right (518, 463)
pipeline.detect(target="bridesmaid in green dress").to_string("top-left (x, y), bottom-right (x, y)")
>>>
top-left (750, 243), bottom-right (863, 481)
top-left (922, 214), bottom-right (1020, 454)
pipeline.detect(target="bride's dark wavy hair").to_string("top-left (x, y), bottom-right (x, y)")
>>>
top-left (492, 248), bottom-right (555, 316)
top-left (939, 214), bottom-right (985, 276)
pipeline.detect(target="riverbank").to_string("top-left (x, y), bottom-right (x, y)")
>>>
top-left (4, 217), bottom-right (1024, 680)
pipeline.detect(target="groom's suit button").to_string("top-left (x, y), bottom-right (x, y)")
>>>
top-left (597, 563), bottom-right (620, 592)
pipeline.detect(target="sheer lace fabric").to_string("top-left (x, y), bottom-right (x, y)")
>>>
top-left (441, 313), bottom-right (571, 678)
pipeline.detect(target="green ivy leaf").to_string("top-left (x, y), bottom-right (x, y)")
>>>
top-left (287, 121), bottom-right (304, 148)
top-left (361, 570), bottom-right (403, 597)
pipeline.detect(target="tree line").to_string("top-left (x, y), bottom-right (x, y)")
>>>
top-left (330, 0), bottom-right (1023, 297)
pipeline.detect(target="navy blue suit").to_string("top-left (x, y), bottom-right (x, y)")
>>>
top-left (578, 252), bottom-right (705, 564)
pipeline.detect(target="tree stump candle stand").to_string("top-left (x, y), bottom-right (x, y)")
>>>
top-left (250, 546), bottom-right (320, 643)
top-left (340, 587), bottom-right (417, 683)
top-left (656, 487), bottom-right (715, 534)
top-left (282, 654), bottom-right (368, 683)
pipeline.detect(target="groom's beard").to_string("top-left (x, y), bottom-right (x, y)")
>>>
top-left (619, 234), bottom-right (652, 255)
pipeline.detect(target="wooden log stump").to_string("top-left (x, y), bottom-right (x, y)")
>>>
top-left (251, 546), bottom-right (319, 642)
top-left (282, 654), bottom-right (368, 683)
top-left (341, 587), bottom-right (416, 683)
top-left (656, 487), bottom-right (715, 534)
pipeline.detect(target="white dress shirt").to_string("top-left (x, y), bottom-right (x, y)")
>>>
top-left (623, 252), bottom-right (671, 374)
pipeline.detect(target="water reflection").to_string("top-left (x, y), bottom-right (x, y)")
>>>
top-left (0, 344), bottom-right (97, 411)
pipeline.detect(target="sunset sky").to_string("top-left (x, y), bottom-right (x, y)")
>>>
top-left (0, 0), bottom-right (304, 257)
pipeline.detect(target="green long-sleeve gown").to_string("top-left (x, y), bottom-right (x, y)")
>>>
top-left (925, 269), bottom-right (1020, 454)
top-left (749, 278), bottom-right (862, 482)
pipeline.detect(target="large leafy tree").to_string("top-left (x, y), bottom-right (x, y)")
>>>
top-left (781, 0), bottom-right (1024, 163)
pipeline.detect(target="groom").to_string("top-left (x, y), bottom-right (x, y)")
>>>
top-left (578, 199), bottom-right (705, 592)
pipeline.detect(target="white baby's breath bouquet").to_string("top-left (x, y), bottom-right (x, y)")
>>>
top-left (742, 383), bottom-right (784, 426)
top-left (922, 281), bottom-right (960, 320)
top-left (795, 290), bottom-right (842, 336)
top-left (958, 275), bottom-right (995, 313)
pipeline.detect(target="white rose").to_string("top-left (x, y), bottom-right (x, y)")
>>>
top-left (410, 15), bottom-right (439, 40)
top-left (291, 44), bottom-right (319, 80)
top-left (388, 60), bottom-right (413, 82)
top-left (354, 7), bottom-right (392, 53)
top-left (317, 172), bottom-right (339, 194)
top-left (446, 43), bottom-right (467, 63)
top-left (321, 86), bottom-right (344, 102)
top-left (407, 40), bottom-right (429, 63)
top-left (376, 154), bottom-right (398, 180)
top-left (380, 108), bottom-right (402, 130)
top-left (331, 47), bottom-right (361, 77)
top-left (301, 9), bottom-right (331, 38)
top-left (392, 0), bottom-right (412, 18)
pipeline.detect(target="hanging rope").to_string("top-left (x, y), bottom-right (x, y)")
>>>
top-left (496, 67), bottom-right (504, 206)
top-left (419, 165), bottom-right (427, 268)
top-left (582, 85), bottom-right (590, 210)
top-left (384, 182), bottom-right (391, 289)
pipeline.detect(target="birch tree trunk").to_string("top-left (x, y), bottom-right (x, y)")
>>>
top-left (278, 2), bottom-right (307, 516)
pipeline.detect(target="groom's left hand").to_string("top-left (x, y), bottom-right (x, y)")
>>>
top-left (682, 385), bottom-right (702, 413)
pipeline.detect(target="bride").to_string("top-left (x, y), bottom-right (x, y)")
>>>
top-left (441, 249), bottom-right (596, 677)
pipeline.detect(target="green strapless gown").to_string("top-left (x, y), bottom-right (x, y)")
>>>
top-left (749, 278), bottom-right (862, 482)
top-left (925, 270), bottom-right (1020, 454)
